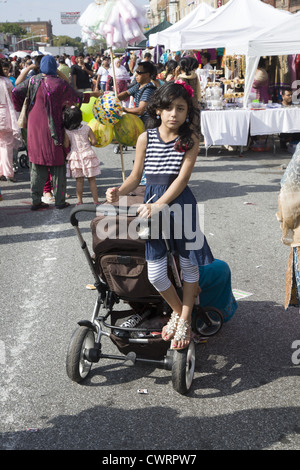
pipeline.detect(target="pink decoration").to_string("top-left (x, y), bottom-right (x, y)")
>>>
top-left (78, 0), bottom-right (147, 48)
top-left (174, 79), bottom-right (194, 98)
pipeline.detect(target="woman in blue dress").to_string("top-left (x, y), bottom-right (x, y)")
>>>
top-left (106, 81), bottom-right (214, 349)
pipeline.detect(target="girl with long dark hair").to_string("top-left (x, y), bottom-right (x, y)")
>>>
top-left (106, 81), bottom-right (213, 350)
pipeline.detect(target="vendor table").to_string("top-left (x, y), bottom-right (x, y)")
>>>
top-left (200, 106), bottom-right (300, 150)
top-left (200, 109), bottom-right (251, 148)
top-left (249, 107), bottom-right (300, 136)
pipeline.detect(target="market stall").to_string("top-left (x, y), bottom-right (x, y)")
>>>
top-left (149, 0), bottom-right (290, 108)
top-left (201, 107), bottom-right (300, 150)
top-left (200, 9), bottom-right (300, 149)
top-left (226, 11), bottom-right (300, 106)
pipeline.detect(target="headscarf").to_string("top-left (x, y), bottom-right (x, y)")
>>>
top-left (40, 55), bottom-right (57, 76)
top-left (0, 77), bottom-right (21, 141)
top-left (108, 58), bottom-right (130, 81)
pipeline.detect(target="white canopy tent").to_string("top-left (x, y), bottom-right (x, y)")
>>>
top-left (228, 10), bottom-right (300, 58)
top-left (149, 2), bottom-right (216, 50)
top-left (151, 0), bottom-right (291, 107)
top-left (171, 0), bottom-right (290, 52)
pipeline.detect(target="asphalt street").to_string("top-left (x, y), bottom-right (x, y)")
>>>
top-left (1, 141), bottom-right (300, 451)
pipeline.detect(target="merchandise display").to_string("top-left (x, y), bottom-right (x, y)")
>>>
top-left (81, 96), bottom-right (97, 123)
top-left (78, 0), bottom-right (146, 48)
top-left (92, 92), bottom-right (123, 125)
top-left (112, 114), bottom-right (145, 147)
top-left (88, 118), bottom-right (114, 148)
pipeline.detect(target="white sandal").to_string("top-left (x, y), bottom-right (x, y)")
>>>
top-left (162, 312), bottom-right (180, 341)
top-left (172, 318), bottom-right (191, 350)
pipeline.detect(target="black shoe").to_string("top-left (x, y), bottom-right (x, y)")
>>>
top-left (114, 310), bottom-right (151, 338)
top-left (31, 202), bottom-right (49, 211)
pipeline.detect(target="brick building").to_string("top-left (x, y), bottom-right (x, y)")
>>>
top-left (0, 20), bottom-right (52, 53)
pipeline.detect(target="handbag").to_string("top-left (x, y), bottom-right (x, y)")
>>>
top-left (17, 82), bottom-right (30, 129)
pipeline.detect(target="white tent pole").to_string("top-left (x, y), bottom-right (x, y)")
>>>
top-left (243, 55), bottom-right (260, 108)
top-left (109, 46), bottom-right (125, 181)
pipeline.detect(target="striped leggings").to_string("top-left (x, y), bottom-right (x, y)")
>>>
top-left (147, 255), bottom-right (199, 293)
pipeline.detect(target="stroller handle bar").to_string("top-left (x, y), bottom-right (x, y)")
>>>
top-left (70, 203), bottom-right (139, 227)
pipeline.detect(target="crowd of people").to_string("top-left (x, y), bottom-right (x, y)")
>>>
top-left (1, 48), bottom-right (299, 203)
top-left (0, 49), bottom-right (206, 203)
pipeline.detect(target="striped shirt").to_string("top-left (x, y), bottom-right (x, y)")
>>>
top-left (144, 128), bottom-right (185, 175)
top-left (127, 82), bottom-right (156, 124)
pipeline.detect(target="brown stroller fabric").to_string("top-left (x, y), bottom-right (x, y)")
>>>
top-left (91, 187), bottom-right (146, 258)
top-left (90, 186), bottom-right (158, 299)
top-left (91, 187), bottom-right (175, 359)
top-left (110, 333), bottom-right (170, 360)
top-left (100, 254), bottom-right (158, 298)
top-left (108, 309), bottom-right (171, 360)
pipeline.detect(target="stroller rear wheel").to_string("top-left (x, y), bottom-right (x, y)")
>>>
top-left (172, 340), bottom-right (195, 395)
top-left (193, 307), bottom-right (223, 337)
top-left (66, 326), bottom-right (95, 383)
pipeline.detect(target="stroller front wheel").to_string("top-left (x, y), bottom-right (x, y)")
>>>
top-left (66, 326), bottom-right (95, 383)
top-left (172, 340), bottom-right (195, 395)
top-left (19, 154), bottom-right (29, 168)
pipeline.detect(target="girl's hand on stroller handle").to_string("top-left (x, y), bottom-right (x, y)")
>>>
top-left (137, 202), bottom-right (161, 219)
top-left (106, 187), bottom-right (119, 203)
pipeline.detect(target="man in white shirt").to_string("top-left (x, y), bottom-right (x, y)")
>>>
top-left (202, 53), bottom-right (213, 70)
top-left (64, 54), bottom-right (72, 68)
top-left (95, 57), bottom-right (110, 91)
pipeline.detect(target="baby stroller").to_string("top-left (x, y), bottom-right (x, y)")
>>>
top-left (13, 131), bottom-right (29, 173)
top-left (66, 187), bottom-right (223, 394)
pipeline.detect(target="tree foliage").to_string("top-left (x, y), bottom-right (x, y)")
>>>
top-left (0, 23), bottom-right (26, 36)
top-left (52, 35), bottom-right (82, 49)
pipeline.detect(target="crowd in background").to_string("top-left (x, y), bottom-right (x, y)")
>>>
top-left (2, 47), bottom-right (298, 204)
top-left (1, 47), bottom-right (211, 98)
top-left (0, 48), bottom-right (206, 195)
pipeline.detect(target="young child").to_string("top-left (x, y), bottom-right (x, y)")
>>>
top-left (106, 81), bottom-right (214, 350)
top-left (63, 105), bottom-right (101, 205)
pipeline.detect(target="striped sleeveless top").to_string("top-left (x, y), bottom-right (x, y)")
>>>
top-left (144, 128), bottom-right (185, 175)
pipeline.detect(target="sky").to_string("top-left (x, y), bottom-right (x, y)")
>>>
top-left (0, 0), bottom-right (149, 38)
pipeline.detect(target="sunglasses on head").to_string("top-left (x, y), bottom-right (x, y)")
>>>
top-left (136, 70), bottom-right (147, 75)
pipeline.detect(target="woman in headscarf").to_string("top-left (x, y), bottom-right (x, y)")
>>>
top-left (12, 55), bottom-right (101, 210)
top-left (0, 60), bottom-right (21, 182)
top-left (106, 57), bottom-right (131, 106)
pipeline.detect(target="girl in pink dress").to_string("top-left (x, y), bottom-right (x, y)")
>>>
top-left (63, 106), bottom-right (101, 205)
